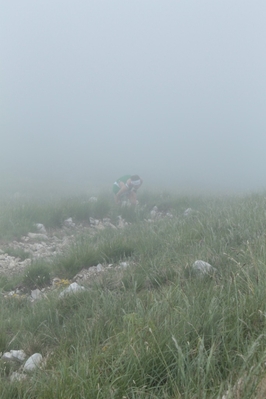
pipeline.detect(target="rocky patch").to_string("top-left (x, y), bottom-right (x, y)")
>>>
top-left (0, 216), bottom-right (129, 277)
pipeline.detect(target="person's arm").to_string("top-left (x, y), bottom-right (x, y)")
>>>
top-left (115, 182), bottom-right (129, 202)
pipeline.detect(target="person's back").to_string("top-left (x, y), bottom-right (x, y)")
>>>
top-left (113, 175), bottom-right (143, 205)
top-left (117, 175), bottom-right (131, 184)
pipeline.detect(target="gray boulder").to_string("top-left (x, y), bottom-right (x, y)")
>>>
top-left (64, 218), bottom-right (75, 228)
top-left (192, 260), bottom-right (217, 276)
top-left (23, 353), bottom-right (43, 372)
top-left (28, 232), bottom-right (48, 240)
top-left (35, 223), bottom-right (47, 234)
top-left (59, 282), bottom-right (85, 298)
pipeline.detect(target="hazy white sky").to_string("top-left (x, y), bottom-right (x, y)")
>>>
top-left (1, 1), bottom-right (266, 192)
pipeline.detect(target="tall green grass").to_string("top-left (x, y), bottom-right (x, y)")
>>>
top-left (1, 191), bottom-right (266, 397)
top-left (0, 192), bottom-right (115, 240)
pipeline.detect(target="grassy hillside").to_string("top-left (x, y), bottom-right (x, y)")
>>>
top-left (1, 190), bottom-right (266, 398)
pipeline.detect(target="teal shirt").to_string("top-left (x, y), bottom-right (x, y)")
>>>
top-left (112, 175), bottom-right (131, 194)
top-left (117, 175), bottom-right (131, 184)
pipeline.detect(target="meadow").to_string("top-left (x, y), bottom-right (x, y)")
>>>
top-left (1, 186), bottom-right (266, 398)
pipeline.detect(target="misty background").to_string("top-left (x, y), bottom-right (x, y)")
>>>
top-left (1, 1), bottom-right (266, 194)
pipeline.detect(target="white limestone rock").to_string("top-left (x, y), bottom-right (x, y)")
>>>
top-left (89, 217), bottom-right (99, 226)
top-left (8, 260), bottom-right (17, 269)
top-left (28, 233), bottom-right (48, 240)
top-left (103, 218), bottom-right (117, 229)
top-left (96, 263), bottom-right (104, 272)
top-left (35, 223), bottom-right (47, 234)
top-left (166, 212), bottom-right (173, 218)
top-left (10, 350), bottom-right (27, 362)
top-left (23, 353), bottom-right (43, 372)
top-left (2, 352), bottom-right (13, 361)
top-left (19, 259), bottom-right (32, 268)
top-left (150, 206), bottom-right (159, 219)
top-left (192, 260), bottom-right (217, 276)
top-left (31, 289), bottom-right (43, 301)
top-left (59, 282), bottom-right (85, 298)
top-left (2, 349), bottom-right (27, 363)
top-left (64, 218), bottom-right (75, 228)
top-left (117, 216), bottom-right (128, 228)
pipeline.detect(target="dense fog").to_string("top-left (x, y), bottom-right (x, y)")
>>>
top-left (1, 1), bottom-right (266, 194)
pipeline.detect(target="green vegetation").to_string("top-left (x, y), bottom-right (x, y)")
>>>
top-left (0, 192), bottom-right (113, 241)
top-left (22, 261), bottom-right (51, 289)
top-left (1, 190), bottom-right (266, 397)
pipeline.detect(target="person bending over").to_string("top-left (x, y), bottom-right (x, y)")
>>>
top-left (113, 175), bottom-right (143, 205)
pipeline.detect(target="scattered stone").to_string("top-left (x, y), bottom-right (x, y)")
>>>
top-left (73, 273), bottom-right (83, 282)
top-left (8, 260), bottom-right (17, 269)
top-left (117, 216), bottom-right (128, 228)
top-left (10, 371), bottom-right (27, 382)
top-left (10, 350), bottom-right (27, 362)
top-left (19, 259), bottom-right (31, 268)
top-left (31, 289), bottom-right (43, 301)
top-left (150, 206), bottom-right (159, 219)
top-left (32, 243), bottom-right (43, 251)
top-left (95, 222), bottom-right (105, 230)
top-left (184, 208), bottom-right (193, 216)
top-left (166, 212), bottom-right (173, 218)
top-left (0, 212), bottom-right (175, 282)
top-left (96, 263), bottom-right (104, 272)
top-left (150, 206), bottom-right (170, 220)
top-left (103, 218), bottom-right (117, 229)
top-left (23, 353), bottom-right (43, 372)
top-left (192, 260), bottom-right (217, 275)
top-left (2, 352), bottom-right (14, 361)
top-left (64, 218), bottom-right (75, 228)
top-left (59, 282), bottom-right (85, 298)
top-left (89, 217), bottom-right (99, 226)
top-left (2, 350), bottom-right (26, 362)
top-left (73, 264), bottom-right (115, 283)
top-left (28, 233), bottom-right (48, 240)
top-left (35, 223), bottom-right (47, 234)
top-left (120, 262), bottom-right (129, 269)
